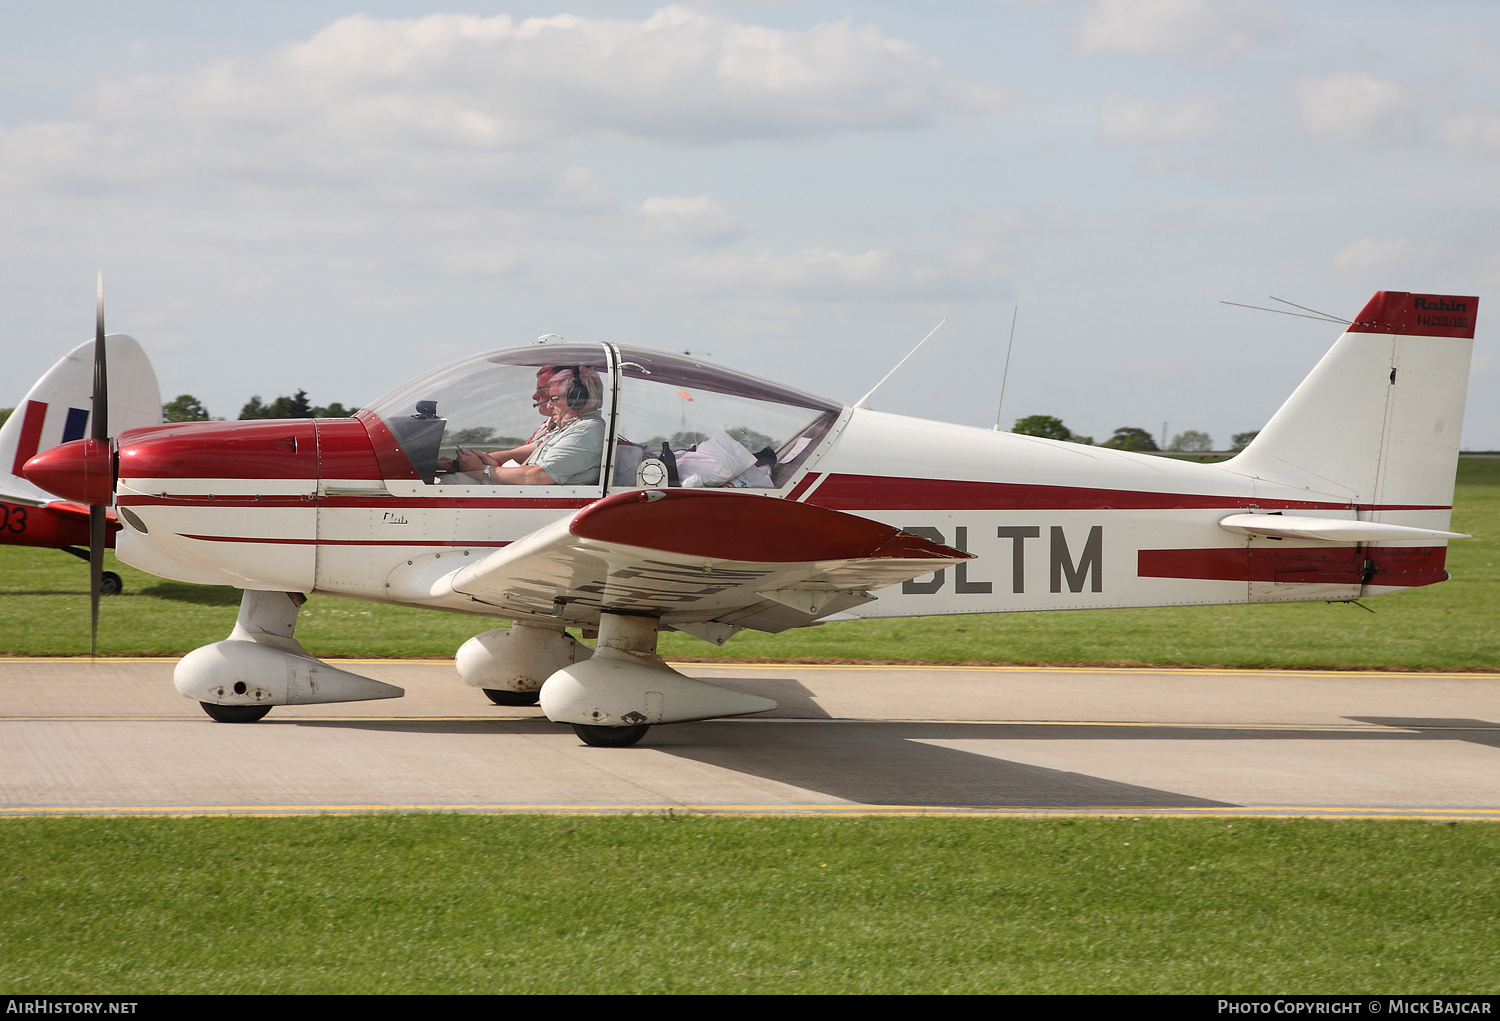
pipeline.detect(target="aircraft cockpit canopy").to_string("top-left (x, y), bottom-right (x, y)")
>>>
top-left (362, 343), bottom-right (843, 489)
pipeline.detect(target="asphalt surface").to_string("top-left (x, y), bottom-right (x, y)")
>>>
top-left (3, 658), bottom-right (1499, 819)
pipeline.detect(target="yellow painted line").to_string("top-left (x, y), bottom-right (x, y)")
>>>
top-left (730, 719), bottom-right (1421, 731)
top-left (0, 713), bottom-right (534, 719)
top-left (0, 715), bottom-right (1427, 731)
top-left (3, 803), bottom-right (1499, 821)
top-left (677, 662), bottom-right (1500, 680)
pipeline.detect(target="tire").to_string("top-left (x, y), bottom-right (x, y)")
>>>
top-left (99, 572), bottom-right (123, 595)
top-left (483, 688), bottom-right (541, 707)
top-left (571, 723), bottom-right (650, 748)
top-left (200, 702), bottom-right (272, 723)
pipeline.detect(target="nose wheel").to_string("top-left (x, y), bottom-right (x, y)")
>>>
top-left (200, 702), bottom-right (272, 723)
top-left (571, 723), bottom-right (650, 747)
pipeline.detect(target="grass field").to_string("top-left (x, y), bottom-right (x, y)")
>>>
top-left (1, 815), bottom-right (1497, 994)
top-left (2, 458), bottom-right (1496, 669)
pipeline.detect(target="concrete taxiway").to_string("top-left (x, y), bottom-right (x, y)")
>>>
top-left (3, 658), bottom-right (1499, 819)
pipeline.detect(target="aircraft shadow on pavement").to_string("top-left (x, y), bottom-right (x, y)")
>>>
top-left (649, 717), bottom-right (1500, 808)
top-left (275, 709), bottom-right (1500, 809)
top-left (283, 714), bottom-right (1231, 807)
top-left (1348, 717), bottom-right (1500, 749)
top-left (653, 721), bottom-right (1234, 808)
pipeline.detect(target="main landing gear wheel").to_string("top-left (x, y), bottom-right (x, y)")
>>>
top-left (200, 702), bottom-right (272, 723)
top-left (571, 723), bottom-right (650, 748)
top-left (483, 688), bottom-right (541, 707)
top-left (99, 571), bottom-right (122, 595)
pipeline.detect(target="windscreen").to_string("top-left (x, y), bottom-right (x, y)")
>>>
top-left (362, 344), bottom-right (610, 482)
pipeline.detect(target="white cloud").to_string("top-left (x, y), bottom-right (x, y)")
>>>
top-left (0, 7), bottom-right (1001, 233)
top-left (640, 196), bottom-right (742, 245)
top-left (674, 246), bottom-right (1008, 302)
top-left (1290, 73), bottom-right (1413, 144)
top-left (1439, 111), bottom-right (1500, 156)
top-left (1075, 0), bottom-right (1283, 66)
top-left (1100, 94), bottom-right (1216, 142)
top-left (1331, 238), bottom-right (1431, 281)
top-left (80, 7), bottom-right (993, 153)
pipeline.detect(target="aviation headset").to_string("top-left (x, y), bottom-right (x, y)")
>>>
top-left (559, 366), bottom-right (592, 411)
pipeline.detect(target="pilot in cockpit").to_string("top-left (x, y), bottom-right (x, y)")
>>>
top-left (454, 366), bottom-right (605, 485)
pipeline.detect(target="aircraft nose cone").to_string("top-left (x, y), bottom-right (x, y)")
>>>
top-left (22, 438), bottom-right (113, 505)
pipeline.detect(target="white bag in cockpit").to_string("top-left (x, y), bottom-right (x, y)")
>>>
top-left (675, 429), bottom-right (757, 488)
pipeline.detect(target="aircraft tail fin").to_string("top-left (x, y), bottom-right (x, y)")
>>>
top-left (0, 335), bottom-right (162, 503)
top-left (1228, 292), bottom-right (1477, 519)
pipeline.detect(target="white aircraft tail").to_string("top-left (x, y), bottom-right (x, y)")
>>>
top-left (1228, 292), bottom-right (1477, 518)
top-left (0, 335), bottom-right (162, 503)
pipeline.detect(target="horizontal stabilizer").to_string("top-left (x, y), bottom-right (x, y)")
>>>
top-left (1218, 513), bottom-right (1469, 542)
top-left (444, 488), bottom-right (970, 633)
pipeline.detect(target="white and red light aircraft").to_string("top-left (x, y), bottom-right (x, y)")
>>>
top-left (23, 290), bottom-right (1478, 746)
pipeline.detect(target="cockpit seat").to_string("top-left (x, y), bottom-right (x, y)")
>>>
top-left (612, 439), bottom-right (646, 486)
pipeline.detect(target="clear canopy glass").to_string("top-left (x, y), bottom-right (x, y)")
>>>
top-left (362, 343), bottom-right (842, 489)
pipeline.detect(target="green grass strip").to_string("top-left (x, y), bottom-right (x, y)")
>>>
top-left (1, 815), bottom-right (1496, 994)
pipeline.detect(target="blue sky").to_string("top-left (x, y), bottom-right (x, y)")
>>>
top-left (3, 1), bottom-right (1497, 449)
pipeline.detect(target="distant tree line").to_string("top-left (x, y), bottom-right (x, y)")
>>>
top-left (160, 391), bottom-right (358, 423)
top-left (238, 390), bottom-right (357, 420)
top-left (1011, 415), bottom-right (1260, 452)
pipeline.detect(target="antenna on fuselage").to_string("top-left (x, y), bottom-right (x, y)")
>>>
top-left (992, 306), bottom-right (1018, 431)
top-left (852, 319), bottom-right (947, 411)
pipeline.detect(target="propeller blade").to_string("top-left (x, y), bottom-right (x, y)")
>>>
top-left (90, 504), bottom-right (105, 658)
top-left (89, 273), bottom-right (108, 658)
top-left (93, 273), bottom-right (108, 441)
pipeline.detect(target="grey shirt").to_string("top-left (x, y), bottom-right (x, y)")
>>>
top-left (525, 414), bottom-right (604, 485)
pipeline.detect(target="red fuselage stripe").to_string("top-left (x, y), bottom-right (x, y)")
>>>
top-left (176, 534), bottom-right (512, 547)
top-left (784, 472), bottom-right (822, 501)
top-left (1139, 545), bottom-right (1447, 588)
top-left (118, 494), bottom-right (593, 510)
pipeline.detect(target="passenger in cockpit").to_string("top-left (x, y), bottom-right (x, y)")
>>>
top-left (458, 366), bottom-right (605, 486)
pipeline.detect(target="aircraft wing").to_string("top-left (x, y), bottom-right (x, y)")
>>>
top-left (395, 489), bottom-right (970, 635)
